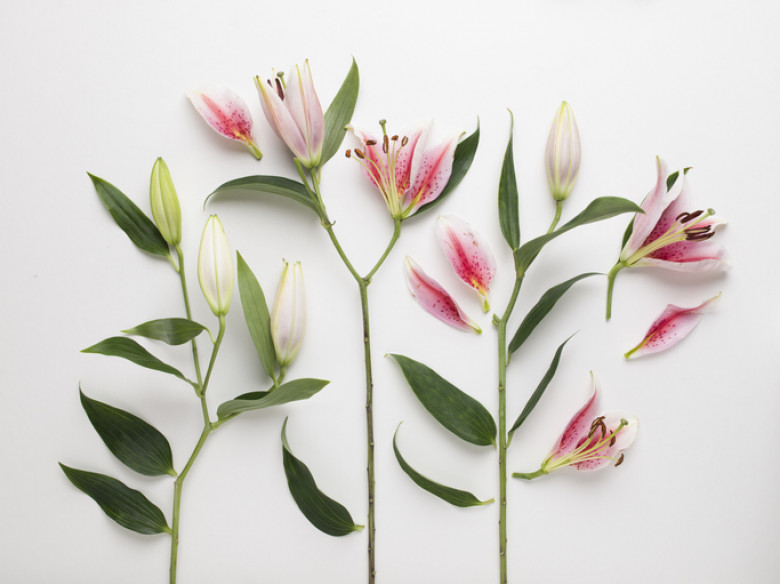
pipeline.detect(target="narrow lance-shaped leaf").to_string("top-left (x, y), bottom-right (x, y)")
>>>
top-left (59, 464), bottom-right (170, 535)
top-left (80, 389), bottom-right (175, 477)
top-left (205, 175), bottom-right (322, 218)
top-left (393, 425), bottom-right (493, 508)
top-left (281, 418), bottom-right (363, 537)
top-left (513, 197), bottom-right (643, 273)
top-left (414, 123), bottom-right (480, 216)
top-left (236, 252), bottom-right (276, 379)
top-left (88, 173), bottom-right (170, 258)
top-left (217, 378), bottom-right (329, 420)
top-left (508, 336), bottom-right (573, 440)
top-left (122, 318), bottom-right (207, 346)
top-left (498, 112), bottom-right (520, 250)
top-left (389, 354), bottom-right (496, 447)
top-left (82, 337), bottom-right (193, 387)
top-left (320, 58), bottom-right (359, 165)
top-left (508, 273), bottom-right (599, 354)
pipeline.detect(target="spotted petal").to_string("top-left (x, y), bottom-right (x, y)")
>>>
top-left (549, 377), bottom-right (600, 459)
top-left (405, 133), bottom-right (459, 214)
top-left (187, 85), bottom-right (261, 159)
top-left (625, 293), bottom-right (721, 359)
top-left (404, 257), bottom-right (481, 333)
top-left (436, 215), bottom-right (496, 311)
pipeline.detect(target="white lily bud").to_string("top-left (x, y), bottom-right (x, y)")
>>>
top-left (271, 261), bottom-right (306, 367)
top-left (150, 158), bottom-right (182, 245)
top-left (198, 215), bottom-right (234, 316)
top-left (545, 101), bottom-right (581, 201)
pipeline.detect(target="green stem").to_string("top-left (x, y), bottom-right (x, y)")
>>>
top-left (512, 468), bottom-right (546, 480)
top-left (365, 218), bottom-right (402, 283)
top-left (175, 245), bottom-right (204, 388)
top-left (605, 261), bottom-right (625, 321)
top-left (547, 201), bottom-right (563, 234)
top-left (497, 275), bottom-right (524, 584)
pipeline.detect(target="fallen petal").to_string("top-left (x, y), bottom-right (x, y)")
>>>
top-left (188, 85), bottom-right (261, 159)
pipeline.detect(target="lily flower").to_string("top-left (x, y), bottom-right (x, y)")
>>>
top-left (198, 215), bottom-right (234, 317)
top-left (436, 215), bottom-right (496, 312)
top-left (271, 261), bottom-right (306, 368)
top-left (606, 158), bottom-right (728, 319)
top-left (347, 121), bottom-right (458, 220)
top-left (255, 61), bottom-right (324, 169)
top-left (514, 376), bottom-right (638, 479)
top-left (187, 85), bottom-right (262, 159)
top-left (404, 256), bottom-right (481, 333)
top-left (625, 293), bottom-right (720, 359)
top-left (545, 101), bottom-right (581, 202)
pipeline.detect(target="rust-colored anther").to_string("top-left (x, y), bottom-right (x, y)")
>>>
top-left (382, 135), bottom-right (389, 153)
top-left (366, 139), bottom-right (377, 146)
top-left (401, 136), bottom-right (409, 147)
top-left (614, 453), bottom-right (625, 467)
top-left (354, 148), bottom-right (366, 159)
top-left (345, 150), bottom-right (352, 158)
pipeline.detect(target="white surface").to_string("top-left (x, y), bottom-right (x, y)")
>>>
top-left (1, 1), bottom-right (778, 583)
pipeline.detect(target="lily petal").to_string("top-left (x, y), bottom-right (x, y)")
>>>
top-left (436, 215), bottom-right (496, 311)
top-left (550, 378), bottom-right (600, 459)
top-left (405, 133), bottom-right (459, 213)
top-left (571, 413), bottom-right (639, 471)
top-left (404, 256), bottom-right (481, 333)
top-left (283, 62), bottom-right (324, 166)
top-left (187, 85), bottom-right (262, 159)
top-left (255, 75), bottom-right (309, 162)
top-left (625, 293), bottom-right (721, 359)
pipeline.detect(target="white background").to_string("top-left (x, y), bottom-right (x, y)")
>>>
top-left (1, 1), bottom-right (778, 582)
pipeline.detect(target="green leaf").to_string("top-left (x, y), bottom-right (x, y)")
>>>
top-left (498, 112), bottom-right (520, 250)
top-left (122, 318), bottom-right (207, 346)
top-left (88, 173), bottom-right (170, 258)
top-left (414, 122), bottom-right (480, 216)
top-left (205, 175), bottom-right (322, 217)
top-left (80, 389), bottom-right (175, 476)
top-left (59, 464), bottom-right (170, 535)
top-left (82, 337), bottom-right (192, 385)
top-left (508, 273), bottom-right (600, 354)
top-left (508, 336), bottom-right (572, 440)
top-left (393, 426), bottom-right (492, 508)
top-left (321, 58), bottom-right (359, 165)
top-left (281, 418), bottom-right (362, 537)
top-left (217, 378), bottom-right (329, 420)
top-left (513, 197), bottom-right (643, 273)
top-left (236, 252), bottom-right (276, 379)
top-left (389, 354), bottom-right (496, 447)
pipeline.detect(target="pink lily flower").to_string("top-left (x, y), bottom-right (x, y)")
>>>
top-left (347, 121), bottom-right (459, 220)
top-left (436, 215), bottom-right (496, 312)
top-left (187, 85), bottom-right (262, 159)
top-left (606, 157), bottom-right (728, 319)
top-left (514, 376), bottom-right (638, 479)
top-left (404, 256), bottom-right (481, 333)
top-left (255, 61), bottom-right (324, 169)
top-left (624, 293), bottom-right (720, 359)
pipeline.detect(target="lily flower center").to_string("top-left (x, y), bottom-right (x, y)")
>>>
top-left (625, 208), bottom-right (716, 266)
top-left (542, 418), bottom-right (629, 473)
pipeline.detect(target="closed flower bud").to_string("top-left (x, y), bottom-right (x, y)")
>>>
top-left (271, 261), bottom-right (306, 367)
top-left (198, 215), bottom-right (234, 316)
top-left (150, 158), bottom-right (182, 245)
top-left (545, 101), bottom-right (581, 201)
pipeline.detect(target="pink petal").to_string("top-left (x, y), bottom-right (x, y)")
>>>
top-left (404, 257), bottom-right (481, 333)
top-left (255, 75), bottom-right (308, 161)
top-left (571, 414), bottom-right (639, 471)
top-left (550, 378), bottom-right (600, 458)
top-left (404, 133), bottom-right (459, 213)
top-left (187, 85), bottom-right (257, 145)
top-left (284, 62), bottom-right (324, 163)
top-left (347, 126), bottom-right (387, 188)
top-left (436, 215), bottom-right (496, 310)
top-left (638, 240), bottom-right (730, 271)
top-left (625, 293), bottom-right (721, 359)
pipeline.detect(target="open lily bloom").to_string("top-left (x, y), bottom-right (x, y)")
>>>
top-left (404, 256), bottom-right (481, 333)
top-left (606, 158), bottom-right (728, 319)
top-left (514, 376), bottom-right (638, 479)
top-left (625, 293), bottom-right (720, 359)
top-left (256, 61), bottom-right (324, 169)
top-left (436, 215), bottom-right (496, 312)
top-left (187, 85), bottom-right (262, 159)
top-left (348, 121), bottom-right (458, 219)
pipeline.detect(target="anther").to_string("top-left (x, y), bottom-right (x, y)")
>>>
top-left (687, 231), bottom-right (715, 242)
top-left (685, 226), bottom-right (711, 236)
top-left (609, 435), bottom-right (616, 447)
top-left (682, 210), bottom-right (704, 223)
top-left (354, 148), bottom-right (366, 159)
top-left (365, 139), bottom-right (377, 146)
top-left (401, 136), bottom-right (409, 147)
top-left (345, 150), bottom-right (352, 158)
top-left (382, 135), bottom-right (389, 153)
top-left (391, 134), bottom-right (399, 141)
top-left (274, 77), bottom-right (284, 100)
top-left (614, 453), bottom-right (625, 467)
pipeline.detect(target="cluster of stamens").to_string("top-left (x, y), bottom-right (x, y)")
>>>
top-left (677, 210), bottom-right (715, 242)
top-left (543, 417), bottom-right (629, 472)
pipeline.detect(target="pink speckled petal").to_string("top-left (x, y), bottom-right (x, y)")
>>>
top-left (348, 126), bottom-right (390, 191)
top-left (550, 378), bottom-right (600, 457)
top-left (404, 257), bottom-right (481, 333)
top-left (405, 133), bottom-right (458, 212)
top-left (436, 215), bottom-right (496, 309)
top-left (187, 85), bottom-right (257, 145)
top-left (625, 293), bottom-right (721, 358)
top-left (572, 413), bottom-right (639, 471)
top-left (255, 75), bottom-right (308, 161)
top-left (637, 240), bottom-right (730, 271)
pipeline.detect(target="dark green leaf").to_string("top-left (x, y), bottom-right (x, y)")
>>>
top-left (205, 175), bottom-right (322, 217)
top-left (620, 218), bottom-right (634, 249)
top-left (281, 419), bottom-right (362, 536)
top-left (217, 378), bottom-right (329, 420)
top-left (59, 464), bottom-right (170, 535)
top-left (80, 389), bottom-right (175, 477)
top-left (389, 354), bottom-right (496, 447)
top-left (82, 337), bottom-right (191, 385)
top-left (122, 318), bottom-right (207, 346)
top-left (236, 252), bottom-right (276, 379)
top-left (508, 273), bottom-right (600, 354)
top-left (666, 167), bottom-right (691, 190)
top-left (88, 173), bottom-right (170, 258)
top-left (393, 426), bottom-right (492, 508)
top-left (498, 113), bottom-right (520, 250)
top-left (414, 123), bottom-right (480, 216)
top-left (321, 58), bottom-right (359, 165)
top-left (508, 336), bottom-right (572, 439)
top-left (513, 197), bottom-right (643, 273)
